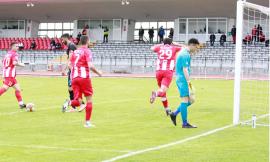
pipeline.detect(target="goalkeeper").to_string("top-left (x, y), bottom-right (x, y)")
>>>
top-left (169, 38), bottom-right (200, 128)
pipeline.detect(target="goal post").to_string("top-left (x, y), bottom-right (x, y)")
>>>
top-left (233, 0), bottom-right (270, 125)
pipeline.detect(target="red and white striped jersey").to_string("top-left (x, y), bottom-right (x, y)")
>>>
top-left (70, 46), bottom-right (93, 79)
top-left (2, 50), bottom-right (18, 78)
top-left (153, 44), bottom-right (182, 71)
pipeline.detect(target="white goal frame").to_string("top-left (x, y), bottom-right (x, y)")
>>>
top-left (233, 0), bottom-right (270, 125)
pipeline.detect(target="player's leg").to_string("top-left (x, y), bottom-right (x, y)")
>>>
top-left (170, 81), bottom-right (196, 128)
top-left (63, 78), bottom-right (81, 112)
top-left (0, 78), bottom-right (13, 96)
top-left (150, 71), bottom-right (166, 104)
top-left (159, 72), bottom-right (173, 115)
top-left (12, 82), bottom-right (26, 109)
top-left (67, 71), bottom-right (76, 110)
top-left (0, 84), bottom-right (9, 96)
top-left (84, 95), bottom-right (94, 128)
top-left (82, 79), bottom-right (94, 128)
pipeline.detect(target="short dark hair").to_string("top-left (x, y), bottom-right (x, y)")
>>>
top-left (188, 38), bottom-right (199, 45)
top-left (10, 42), bottom-right (17, 48)
top-left (163, 38), bottom-right (172, 45)
top-left (80, 35), bottom-right (89, 45)
top-left (61, 33), bottom-right (70, 39)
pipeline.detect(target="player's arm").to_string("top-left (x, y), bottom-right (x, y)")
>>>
top-left (150, 44), bottom-right (162, 52)
top-left (13, 59), bottom-right (25, 67)
top-left (88, 62), bottom-right (102, 77)
top-left (183, 67), bottom-right (193, 89)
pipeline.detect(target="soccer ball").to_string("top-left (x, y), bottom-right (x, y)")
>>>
top-left (26, 103), bottom-right (35, 112)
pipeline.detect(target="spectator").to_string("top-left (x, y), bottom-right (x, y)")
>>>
top-left (76, 32), bottom-right (82, 43)
top-left (138, 26), bottom-right (144, 43)
top-left (217, 29), bottom-right (221, 34)
top-left (231, 25), bottom-right (236, 44)
top-left (243, 33), bottom-right (252, 45)
top-left (82, 25), bottom-right (89, 35)
top-left (251, 25), bottom-right (257, 44)
top-left (220, 33), bottom-right (227, 46)
top-left (103, 26), bottom-right (109, 43)
top-left (50, 38), bottom-right (56, 50)
top-left (168, 28), bottom-right (174, 40)
top-left (158, 26), bottom-right (165, 43)
top-left (18, 42), bottom-right (24, 50)
top-left (30, 40), bottom-right (36, 50)
top-left (256, 24), bottom-right (263, 42)
top-left (259, 33), bottom-right (265, 42)
top-left (209, 33), bottom-right (216, 46)
top-left (55, 42), bottom-right (62, 50)
top-left (265, 40), bottom-right (269, 47)
top-left (148, 27), bottom-right (154, 43)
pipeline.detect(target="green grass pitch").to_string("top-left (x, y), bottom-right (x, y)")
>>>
top-left (0, 77), bottom-right (268, 162)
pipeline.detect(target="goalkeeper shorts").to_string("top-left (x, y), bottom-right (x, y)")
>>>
top-left (176, 80), bottom-right (189, 98)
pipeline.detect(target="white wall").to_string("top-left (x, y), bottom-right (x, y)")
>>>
top-left (0, 29), bottom-right (25, 38)
top-left (121, 19), bottom-right (135, 41)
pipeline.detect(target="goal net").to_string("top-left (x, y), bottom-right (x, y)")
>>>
top-left (234, 0), bottom-right (270, 126)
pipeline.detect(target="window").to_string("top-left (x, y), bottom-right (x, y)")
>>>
top-left (113, 20), bottom-right (121, 29)
top-left (77, 20), bottom-right (89, 29)
top-left (134, 21), bottom-right (174, 42)
top-left (19, 21), bottom-right (25, 29)
top-left (0, 21), bottom-right (7, 29)
top-left (188, 19), bottom-right (206, 34)
top-left (102, 20), bottom-right (113, 29)
top-left (208, 18), bottom-right (227, 34)
top-left (8, 21), bottom-right (18, 29)
top-left (89, 20), bottom-right (101, 29)
top-left (38, 22), bottom-right (74, 38)
top-left (179, 19), bottom-right (186, 34)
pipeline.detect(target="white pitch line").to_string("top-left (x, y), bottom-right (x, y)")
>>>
top-left (0, 144), bottom-right (132, 153)
top-left (102, 113), bottom-right (270, 162)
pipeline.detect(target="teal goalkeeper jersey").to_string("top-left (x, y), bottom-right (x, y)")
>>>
top-left (175, 48), bottom-right (191, 81)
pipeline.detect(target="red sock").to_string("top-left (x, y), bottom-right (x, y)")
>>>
top-left (157, 91), bottom-right (166, 97)
top-left (85, 102), bottom-right (93, 121)
top-left (15, 90), bottom-right (23, 103)
top-left (161, 97), bottom-right (168, 108)
top-left (71, 100), bottom-right (80, 107)
top-left (0, 88), bottom-right (7, 96)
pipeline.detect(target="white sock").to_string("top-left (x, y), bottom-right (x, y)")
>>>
top-left (19, 101), bottom-right (24, 105)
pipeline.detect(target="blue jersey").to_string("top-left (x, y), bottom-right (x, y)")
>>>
top-left (175, 48), bottom-right (191, 82)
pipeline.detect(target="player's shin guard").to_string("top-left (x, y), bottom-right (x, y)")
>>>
top-left (85, 102), bottom-right (93, 121)
top-left (71, 100), bottom-right (80, 107)
top-left (0, 88), bottom-right (7, 96)
top-left (15, 90), bottom-right (23, 105)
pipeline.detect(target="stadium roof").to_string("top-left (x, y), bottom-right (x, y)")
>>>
top-left (0, 0), bottom-right (268, 21)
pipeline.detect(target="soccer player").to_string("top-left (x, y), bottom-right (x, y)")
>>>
top-left (169, 38), bottom-right (200, 128)
top-left (0, 42), bottom-right (26, 109)
top-left (150, 38), bottom-right (184, 115)
top-left (63, 35), bottom-right (102, 128)
top-left (61, 33), bottom-right (85, 112)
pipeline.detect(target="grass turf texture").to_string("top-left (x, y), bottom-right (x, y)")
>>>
top-left (0, 77), bottom-right (268, 162)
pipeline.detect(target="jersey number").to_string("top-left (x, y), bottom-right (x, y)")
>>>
top-left (4, 58), bottom-right (10, 67)
top-left (159, 49), bottom-right (172, 59)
